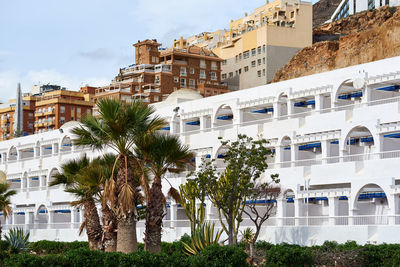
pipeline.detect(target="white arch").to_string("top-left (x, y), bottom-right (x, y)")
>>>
top-left (340, 123), bottom-right (378, 152)
top-left (351, 182), bottom-right (392, 211)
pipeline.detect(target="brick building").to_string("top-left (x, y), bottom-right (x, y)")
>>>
top-left (0, 96), bottom-right (36, 141)
top-left (95, 39), bottom-right (230, 104)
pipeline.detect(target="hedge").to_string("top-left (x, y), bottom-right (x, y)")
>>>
top-left (1, 245), bottom-right (249, 267)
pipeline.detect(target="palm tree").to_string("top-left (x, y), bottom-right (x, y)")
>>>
top-left (51, 156), bottom-right (103, 250)
top-left (72, 99), bottom-right (165, 253)
top-left (0, 183), bottom-right (17, 240)
top-left (136, 133), bottom-right (194, 253)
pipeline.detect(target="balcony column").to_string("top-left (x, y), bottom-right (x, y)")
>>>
top-left (388, 193), bottom-right (397, 225)
top-left (274, 146), bottom-right (282, 169)
top-left (17, 150), bottom-right (22, 161)
top-left (34, 146), bottom-right (40, 159)
top-left (170, 120), bottom-right (179, 135)
top-left (233, 109), bottom-right (244, 125)
top-left (287, 99), bottom-right (295, 118)
top-left (328, 196), bottom-right (339, 225)
top-left (48, 210), bottom-right (55, 227)
top-left (170, 203), bottom-right (177, 228)
top-left (206, 199), bottom-right (213, 221)
top-left (361, 83), bottom-right (371, 104)
top-left (294, 198), bottom-right (303, 226)
top-left (276, 198), bottom-right (286, 226)
top-left (315, 94), bottom-right (325, 114)
top-left (180, 119), bottom-right (186, 134)
top-left (70, 209), bottom-right (76, 225)
top-left (273, 102), bottom-right (281, 120)
top-left (25, 211), bottom-right (32, 225)
top-left (79, 208), bottom-right (84, 223)
top-left (52, 143), bottom-right (59, 155)
top-left (12, 212), bottom-right (18, 226)
top-left (348, 199), bottom-right (355, 225)
top-left (321, 140), bottom-right (331, 164)
top-left (290, 144), bottom-right (298, 167)
top-left (200, 116), bottom-right (208, 132)
top-left (40, 175), bottom-right (47, 188)
top-left (40, 146), bottom-right (45, 157)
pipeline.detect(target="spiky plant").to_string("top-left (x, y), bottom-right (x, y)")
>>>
top-left (183, 222), bottom-right (223, 255)
top-left (4, 228), bottom-right (29, 253)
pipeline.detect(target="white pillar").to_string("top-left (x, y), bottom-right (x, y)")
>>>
top-left (233, 109), bottom-right (244, 125)
top-left (288, 99), bottom-right (294, 118)
top-left (290, 144), bottom-right (298, 167)
top-left (328, 197), bottom-right (339, 225)
top-left (25, 212), bottom-right (31, 225)
top-left (40, 146), bottom-right (45, 157)
top-left (315, 94), bottom-right (325, 113)
top-left (273, 102), bottom-right (281, 119)
top-left (321, 140), bottom-right (331, 164)
top-left (275, 146), bottom-right (282, 168)
top-left (200, 116), bottom-right (208, 131)
top-left (79, 209), bottom-right (84, 223)
top-left (180, 119), bottom-right (185, 134)
top-left (276, 198), bottom-right (286, 226)
top-left (294, 198), bottom-right (302, 226)
top-left (170, 203), bottom-right (177, 228)
top-left (388, 194), bottom-right (397, 225)
top-left (52, 143), bottom-right (59, 155)
top-left (34, 147), bottom-right (39, 158)
top-left (71, 209), bottom-right (76, 224)
top-left (362, 85), bottom-right (371, 104)
top-left (206, 199), bottom-right (212, 221)
top-left (48, 210), bottom-right (55, 226)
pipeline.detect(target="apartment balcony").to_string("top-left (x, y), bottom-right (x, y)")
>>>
top-left (144, 88), bottom-right (160, 93)
top-left (43, 110), bottom-right (56, 116)
top-left (271, 15), bottom-right (286, 23)
top-left (200, 64), bottom-right (207, 69)
top-left (34, 112), bottom-right (44, 117)
top-left (211, 66), bottom-right (218, 70)
top-left (174, 60), bottom-right (187, 65)
top-left (180, 72), bottom-right (187, 77)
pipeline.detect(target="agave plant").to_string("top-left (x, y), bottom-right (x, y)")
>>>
top-left (4, 228), bottom-right (30, 253)
top-left (240, 227), bottom-right (255, 257)
top-left (183, 222), bottom-right (223, 255)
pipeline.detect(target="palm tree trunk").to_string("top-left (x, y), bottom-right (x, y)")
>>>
top-left (101, 203), bottom-right (117, 252)
top-left (144, 176), bottom-right (164, 253)
top-left (116, 155), bottom-right (138, 253)
top-left (116, 216), bottom-right (137, 253)
top-left (83, 200), bottom-right (102, 250)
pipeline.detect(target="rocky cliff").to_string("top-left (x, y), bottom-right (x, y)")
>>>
top-left (273, 6), bottom-right (400, 83)
top-left (313, 0), bottom-right (342, 27)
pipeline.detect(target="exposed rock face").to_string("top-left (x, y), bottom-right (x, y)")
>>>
top-left (313, 0), bottom-right (342, 28)
top-left (273, 7), bottom-right (400, 83)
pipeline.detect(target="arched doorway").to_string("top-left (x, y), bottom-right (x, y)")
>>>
top-left (343, 126), bottom-right (374, 161)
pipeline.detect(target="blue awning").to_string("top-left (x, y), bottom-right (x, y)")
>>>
top-left (39, 210), bottom-right (48, 214)
top-left (384, 133), bottom-right (400, 138)
top-left (31, 177), bottom-right (39, 181)
top-left (45, 147), bottom-right (52, 150)
top-left (339, 196), bottom-right (348, 200)
top-left (217, 154), bottom-right (228, 158)
top-left (360, 136), bottom-right (373, 143)
top-left (62, 144), bottom-right (72, 147)
top-left (55, 210), bottom-right (71, 214)
top-left (377, 85), bottom-right (399, 91)
top-left (338, 94), bottom-right (350, 100)
top-left (330, 140), bottom-right (339, 144)
top-left (205, 154), bottom-right (211, 158)
top-left (294, 102), bottom-right (305, 107)
top-left (217, 115), bottom-right (233, 120)
top-left (306, 100), bottom-right (315, 105)
top-left (358, 192), bottom-right (386, 200)
top-left (17, 212), bottom-right (25, 215)
top-left (251, 107), bottom-right (274, 113)
top-left (283, 147), bottom-right (291, 150)
top-left (246, 199), bottom-right (277, 204)
top-left (287, 197), bottom-right (294, 203)
top-left (186, 120), bottom-right (200, 126)
top-left (299, 142), bottom-right (321, 151)
top-left (350, 91), bottom-right (363, 98)
top-left (161, 126), bottom-right (171, 131)
top-left (347, 138), bottom-right (358, 145)
top-left (11, 179), bottom-right (21, 182)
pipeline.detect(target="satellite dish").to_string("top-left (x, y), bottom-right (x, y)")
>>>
top-left (0, 171), bottom-right (6, 184)
top-left (353, 78), bottom-right (365, 90)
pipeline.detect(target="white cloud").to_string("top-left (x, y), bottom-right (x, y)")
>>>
top-left (130, 0), bottom-right (265, 46)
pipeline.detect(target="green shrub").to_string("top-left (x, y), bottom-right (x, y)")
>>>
top-left (191, 244), bottom-right (249, 267)
top-left (0, 240), bottom-right (10, 251)
top-left (265, 244), bottom-right (313, 267)
top-left (361, 243), bottom-right (400, 267)
top-left (4, 228), bottom-right (29, 253)
top-left (28, 240), bottom-right (88, 254)
top-left (254, 241), bottom-right (273, 250)
top-left (3, 253), bottom-right (43, 267)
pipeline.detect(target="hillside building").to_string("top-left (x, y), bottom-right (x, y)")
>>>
top-left (173, 0), bottom-right (313, 90)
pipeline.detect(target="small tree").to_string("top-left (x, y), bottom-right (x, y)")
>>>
top-left (179, 179), bottom-right (206, 236)
top-left (243, 179), bottom-right (280, 258)
top-left (193, 134), bottom-right (274, 245)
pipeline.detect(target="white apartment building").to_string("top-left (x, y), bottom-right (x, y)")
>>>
top-left (1, 56), bottom-right (400, 245)
top-left (328, 0), bottom-right (400, 22)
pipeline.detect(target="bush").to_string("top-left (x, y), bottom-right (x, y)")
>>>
top-left (191, 245), bottom-right (249, 267)
top-left (28, 240), bottom-right (88, 254)
top-left (265, 244), bottom-right (313, 267)
top-left (0, 240), bottom-right (10, 251)
top-left (361, 243), bottom-right (400, 267)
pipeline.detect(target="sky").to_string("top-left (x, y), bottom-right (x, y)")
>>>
top-left (0, 0), bottom-right (316, 103)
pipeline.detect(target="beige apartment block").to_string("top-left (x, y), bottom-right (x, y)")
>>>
top-left (173, 0), bottom-right (312, 90)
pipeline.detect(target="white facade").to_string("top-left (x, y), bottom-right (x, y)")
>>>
top-left (328, 0), bottom-right (400, 22)
top-left (2, 57), bottom-right (400, 245)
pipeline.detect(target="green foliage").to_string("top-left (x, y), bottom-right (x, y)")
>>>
top-left (183, 222), bottom-right (223, 255)
top-left (1, 245), bottom-right (248, 267)
top-left (0, 240), bottom-right (10, 250)
top-left (179, 179), bottom-right (205, 235)
top-left (193, 134), bottom-right (276, 245)
top-left (4, 228), bottom-right (29, 253)
top-left (265, 244), bottom-right (313, 267)
top-left (27, 240), bottom-right (88, 254)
